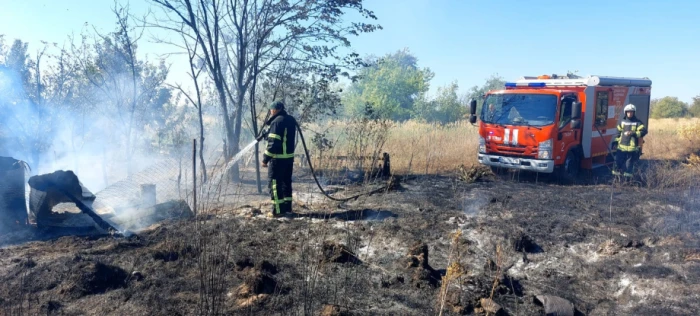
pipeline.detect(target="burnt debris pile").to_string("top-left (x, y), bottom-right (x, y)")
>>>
top-left (0, 156), bottom-right (195, 244)
top-left (0, 156), bottom-right (29, 231)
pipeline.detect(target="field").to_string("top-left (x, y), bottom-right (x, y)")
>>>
top-left (1, 118), bottom-right (700, 315)
top-left (308, 117), bottom-right (700, 172)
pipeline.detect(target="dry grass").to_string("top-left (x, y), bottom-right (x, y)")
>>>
top-left (308, 120), bottom-right (478, 175)
top-left (383, 121), bottom-right (479, 174)
top-left (638, 118), bottom-right (700, 189)
top-left (437, 230), bottom-right (467, 316)
top-left (642, 118), bottom-right (700, 160)
top-left (317, 117), bottom-right (699, 176)
top-left (306, 117), bottom-right (700, 191)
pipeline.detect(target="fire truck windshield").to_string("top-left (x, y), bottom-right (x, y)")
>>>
top-left (480, 93), bottom-right (557, 127)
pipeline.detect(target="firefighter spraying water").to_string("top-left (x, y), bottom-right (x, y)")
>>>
top-left (259, 101), bottom-right (297, 217)
top-left (219, 100), bottom-right (391, 218)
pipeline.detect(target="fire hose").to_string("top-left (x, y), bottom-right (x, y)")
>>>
top-left (256, 118), bottom-right (389, 203)
top-left (594, 124), bottom-right (615, 172)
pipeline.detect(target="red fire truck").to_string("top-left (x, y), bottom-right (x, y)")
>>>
top-left (468, 74), bottom-right (652, 181)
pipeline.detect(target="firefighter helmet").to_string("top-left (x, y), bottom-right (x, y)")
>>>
top-left (269, 100), bottom-right (285, 110)
top-left (624, 104), bottom-right (636, 112)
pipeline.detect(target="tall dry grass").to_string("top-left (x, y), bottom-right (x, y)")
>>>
top-left (307, 119), bottom-right (478, 175)
top-left (639, 118), bottom-right (700, 189)
top-left (643, 118), bottom-right (700, 160)
top-left (383, 121), bottom-right (479, 174)
top-left (312, 117), bottom-right (700, 185)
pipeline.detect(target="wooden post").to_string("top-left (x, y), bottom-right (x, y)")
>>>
top-left (193, 139), bottom-right (197, 216)
top-left (382, 153), bottom-right (391, 177)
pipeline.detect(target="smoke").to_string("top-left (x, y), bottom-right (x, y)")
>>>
top-left (2, 61), bottom-right (201, 236)
top-left (0, 34), bottom-right (253, 236)
top-left (461, 189), bottom-right (488, 217)
top-left (0, 63), bottom-right (194, 194)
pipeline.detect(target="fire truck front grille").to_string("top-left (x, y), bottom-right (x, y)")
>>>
top-left (492, 145), bottom-right (537, 157)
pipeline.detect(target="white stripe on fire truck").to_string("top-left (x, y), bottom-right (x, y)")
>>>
top-left (591, 129), bottom-right (618, 138)
top-left (504, 129), bottom-right (510, 145)
top-left (512, 129), bottom-right (519, 146)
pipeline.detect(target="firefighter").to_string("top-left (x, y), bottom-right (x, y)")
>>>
top-left (612, 104), bottom-right (647, 181)
top-left (262, 100), bottom-right (297, 217)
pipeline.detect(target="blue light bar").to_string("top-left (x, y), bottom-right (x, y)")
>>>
top-left (504, 82), bottom-right (546, 88)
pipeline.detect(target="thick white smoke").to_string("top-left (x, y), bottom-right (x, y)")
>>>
top-left (0, 65), bottom-right (193, 193)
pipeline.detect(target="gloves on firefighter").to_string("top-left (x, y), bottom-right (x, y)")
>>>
top-left (256, 130), bottom-right (269, 142)
top-left (624, 131), bottom-right (632, 136)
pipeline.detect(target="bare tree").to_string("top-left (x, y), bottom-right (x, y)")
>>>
top-left (71, 3), bottom-right (168, 178)
top-left (149, 0), bottom-right (379, 185)
top-left (113, 3), bottom-right (145, 177)
top-left (170, 33), bottom-right (208, 183)
top-left (149, 0), bottom-right (241, 182)
top-left (226, 0), bottom-right (381, 191)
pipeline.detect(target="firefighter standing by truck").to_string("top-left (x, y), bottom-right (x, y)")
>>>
top-left (613, 104), bottom-right (647, 181)
top-left (262, 101), bottom-right (297, 217)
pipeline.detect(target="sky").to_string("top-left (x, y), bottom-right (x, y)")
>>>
top-left (1, 0), bottom-right (699, 103)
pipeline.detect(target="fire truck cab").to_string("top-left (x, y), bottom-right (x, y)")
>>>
top-left (468, 74), bottom-right (652, 181)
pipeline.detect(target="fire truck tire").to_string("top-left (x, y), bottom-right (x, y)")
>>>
top-left (556, 149), bottom-right (580, 183)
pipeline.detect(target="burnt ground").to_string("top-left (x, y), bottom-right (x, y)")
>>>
top-left (0, 167), bottom-right (699, 315)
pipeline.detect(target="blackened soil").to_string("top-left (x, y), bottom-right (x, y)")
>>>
top-left (0, 172), bottom-right (699, 315)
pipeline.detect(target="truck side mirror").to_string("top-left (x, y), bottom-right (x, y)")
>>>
top-left (468, 99), bottom-right (478, 124)
top-left (572, 101), bottom-right (582, 120)
top-left (570, 119), bottom-right (581, 129)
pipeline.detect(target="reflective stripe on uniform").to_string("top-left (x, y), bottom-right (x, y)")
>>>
top-left (617, 121), bottom-right (645, 152)
top-left (264, 127), bottom-right (294, 159)
top-left (617, 144), bottom-right (639, 152)
top-left (635, 124), bottom-right (646, 138)
top-left (282, 128), bottom-right (288, 156)
top-left (272, 179), bottom-right (281, 214)
top-left (284, 197), bottom-right (293, 202)
top-left (264, 150), bottom-right (294, 159)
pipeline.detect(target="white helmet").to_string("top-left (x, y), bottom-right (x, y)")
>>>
top-left (624, 104), bottom-right (636, 112)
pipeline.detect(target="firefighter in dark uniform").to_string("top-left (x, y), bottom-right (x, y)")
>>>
top-left (262, 101), bottom-right (297, 217)
top-left (612, 103), bottom-right (647, 180)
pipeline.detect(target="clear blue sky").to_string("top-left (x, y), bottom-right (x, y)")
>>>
top-left (1, 0), bottom-right (699, 103)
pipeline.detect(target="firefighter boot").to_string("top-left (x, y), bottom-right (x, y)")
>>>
top-left (623, 172), bottom-right (634, 185)
top-left (611, 169), bottom-right (622, 184)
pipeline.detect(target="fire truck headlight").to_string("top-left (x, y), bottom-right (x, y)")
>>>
top-left (478, 136), bottom-right (486, 153)
top-left (538, 139), bottom-right (552, 159)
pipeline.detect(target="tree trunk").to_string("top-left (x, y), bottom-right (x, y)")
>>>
top-left (217, 80), bottom-right (237, 181)
top-left (249, 62), bottom-right (262, 194)
top-left (252, 109), bottom-right (262, 193)
top-left (231, 89), bottom-right (244, 182)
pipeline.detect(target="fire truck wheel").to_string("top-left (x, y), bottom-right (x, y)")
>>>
top-left (557, 149), bottom-right (580, 183)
